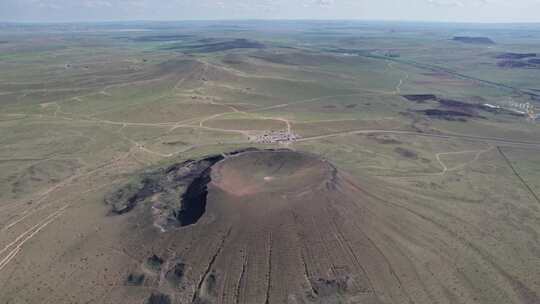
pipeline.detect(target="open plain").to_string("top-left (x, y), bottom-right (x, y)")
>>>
top-left (0, 21), bottom-right (539, 304)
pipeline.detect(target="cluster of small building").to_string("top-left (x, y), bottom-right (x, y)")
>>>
top-left (251, 130), bottom-right (300, 144)
top-left (483, 102), bottom-right (538, 121)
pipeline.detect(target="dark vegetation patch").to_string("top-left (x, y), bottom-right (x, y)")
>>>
top-left (402, 94), bottom-right (437, 103)
top-left (204, 272), bottom-right (218, 297)
top-left (452, 36), bottom-right (495, 44)
top-left (147, 254), bottom-right (164, 272)
top-left (131, 35), bottom-right (193, 42)
top-left (165, 262), bottom-right (186, 286)
top-left (126, 273), bottom-right (145, 286)
top-left (528, 58), bottom-right (540, 64)
top-left (165, 38), bottom-right (266, 53)
top-left (496, 53), bottom-right (536, 59)
top-left (104, 176), bottom-right (161, 215)
top-left (193, 271), bottom-right (219, 304)
top-left (394, 147), bottom-right (418, 159)
top-left (146, 292), bottom-right (171, 304)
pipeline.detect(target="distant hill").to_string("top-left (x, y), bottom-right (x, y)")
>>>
top-left (165, 38), bottom-right (266, 53)
top-left (496, 52), bottom-right (536, 59)
top-left (452, 36), bottom-right (495, 45)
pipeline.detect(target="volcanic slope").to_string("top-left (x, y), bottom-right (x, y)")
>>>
top-left (104, 148), bottom-right (533, 304)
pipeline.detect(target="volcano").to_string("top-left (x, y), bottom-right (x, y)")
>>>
top-left (109, 149), bottom-right (421, 303)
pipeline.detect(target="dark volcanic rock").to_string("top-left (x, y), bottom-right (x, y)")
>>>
top-left (452, 36), bottom-right (495, 44)
top-left (421, 109), bottom-right (474, 121)
top-left (402, 94), bottom-right (437, 103)
top-left (437, 98), bottom-right (476, 108)
top-left (436, 99), bottom-right (483, 117)
top-left (105, 154), bottom-right (225, 228)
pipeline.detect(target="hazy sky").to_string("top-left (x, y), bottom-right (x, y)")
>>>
top-left (1, 0), bottom-right (540, 23)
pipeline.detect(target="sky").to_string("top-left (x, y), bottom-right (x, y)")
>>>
top-left (1, 0), bottom-right (540, 23)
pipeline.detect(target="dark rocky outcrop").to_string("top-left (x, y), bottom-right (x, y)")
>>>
top-left (105, 154), bottom-right (225, 228)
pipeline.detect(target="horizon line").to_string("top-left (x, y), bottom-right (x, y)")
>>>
top-left (2, 18), bottom-right (540, 26)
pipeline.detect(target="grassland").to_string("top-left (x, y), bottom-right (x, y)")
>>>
top-left (0, 21), bottom-right (539, 304)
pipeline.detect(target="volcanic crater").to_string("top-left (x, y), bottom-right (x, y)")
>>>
top-left (211, 150), bottom-right (336, 197)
